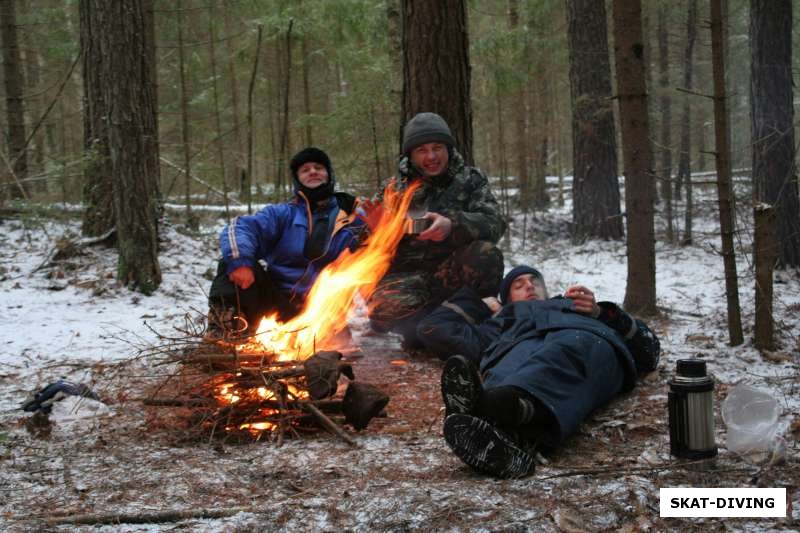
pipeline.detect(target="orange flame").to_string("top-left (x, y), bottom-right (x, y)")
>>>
top-left (242, 180), bottom-right (421, 361)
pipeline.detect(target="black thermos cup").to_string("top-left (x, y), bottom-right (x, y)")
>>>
top-left (668, 359), bottom-right (718, 459)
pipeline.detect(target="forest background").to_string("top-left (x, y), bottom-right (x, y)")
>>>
top-left (2, 1), bottom-right (800, 529)
top-left (0, 0), bottom-right (780, 216)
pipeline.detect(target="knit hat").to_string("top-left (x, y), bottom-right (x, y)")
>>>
top-left (499, 265), bottom-right (545, 305)
top-left (290, 147), bottom-right (335, 203)
top-left (402, 112), bottom-right (456, 156)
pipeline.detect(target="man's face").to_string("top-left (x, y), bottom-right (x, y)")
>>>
top-left (509, 274), bottom-right (548, 303)
top-left (297, 162), bottom-right (329, 189)
top-left (409, 142), bottom-right (449, 178)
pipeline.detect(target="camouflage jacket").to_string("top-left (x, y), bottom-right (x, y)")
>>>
top-left (379, 149), bottom-right (507, 269)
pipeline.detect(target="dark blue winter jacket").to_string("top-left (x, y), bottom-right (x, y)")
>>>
top-left (418, 286), bottom-right (659, 375)
top-left (220, 192), bottom-right (365, 297)
top-left (417, 287), bottom-right (660, 444)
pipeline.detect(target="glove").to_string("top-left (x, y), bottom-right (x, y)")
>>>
top-left (21, 380), bottom-right (101, 414)
top-left (229, 266), bottom-right (255, 289)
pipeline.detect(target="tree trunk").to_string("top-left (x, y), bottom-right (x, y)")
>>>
top-left (246, 25), bottom-right (263, 214)
top-left (401, 0), bottom-right (472, 163)
top-left (612, 0), bottom-right (657, 316)
top-left (753, 204), bottom-right (776, 352)
top-left (710, 0), bottom-right (743, 345)
top-left (386, 0), bottom-right (403, 145)
top-left (278, 21), bottom-right (294, 195)
top-left (750, 0), bottom-right (800, 268)
top-left (494, 67), bottom-right (509, 218)
top-left (80, 0), bottom-right (114, 236)
top-left (1, 0), bottom-right (29, 198)
top-left (674, 0), bottom-right (702, 245)
top-left (18, 1), bottom-right (45, 187)
top-left (531, 64), bottom-right (550, 209)
top-left (301, 36), bottom-right (313, 147)
top-left (176, 0), bottom-right (195, 227)
top-left (657, 5), bottom-right (673, 242)
top-left (105, 0), bottom-right (161, 293)
top-left (566, 0), bottom-right (623, 241)
top-left (508, 0), bottom-right (529, 208)
top-left (208, 0), bottom-right (229, 220)
top-left (222, 0), bottom-right (244, 191)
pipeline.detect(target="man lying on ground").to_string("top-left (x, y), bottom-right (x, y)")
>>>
top-left (416, 265), bottom-right (660, 478)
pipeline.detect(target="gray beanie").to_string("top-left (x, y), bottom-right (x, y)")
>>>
top-left (402, 112), bottom-right (456, 156)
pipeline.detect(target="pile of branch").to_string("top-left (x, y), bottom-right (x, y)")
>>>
top-left (145, 346), bottom-right (389, 446)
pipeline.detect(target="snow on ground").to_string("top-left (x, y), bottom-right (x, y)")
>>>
top-left (1, 185), bottom-right (799, 531)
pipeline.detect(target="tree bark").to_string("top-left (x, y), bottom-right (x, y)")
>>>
top-left (301, 36), bottom-right (313, 147)
top-left (222, 0), bottom-right (245, 191)
top-left (677, 0), bottom-right (698, 245)
top-left (657, 5), bottom-right (673, 242)
top-left (80, 0), bottom-right (113, 236)
top-left (401, 0), bottom-right (472, 163)
top-left (246, 25), bottom-right (263, 214)
top-left (710, 0), bottom-right (743, 345)
top-left (105, 0), bottom-right (162, 293)
top-left (386, 0), bottom-right (403, 145)
top-left (750, 0), bottom-right (800, 268)
top-left (508, 0), bottom-right (529, 208)
top-left (176, 0), bottom-right (195, 226)
top-left (1, 0), bottom-right (29, 197)
top-left (208, 0), bottom-right (229, 221)
top-left (612, 0), bottom-right (657, 315)
top-left (753, 204), bottom-right (776, 352)
top-left (566, 0), bottom-right (623, 241)
top-left (278, 20), bottom-right (294, 195)
top-left (17, 1), bottom-right (45, 187)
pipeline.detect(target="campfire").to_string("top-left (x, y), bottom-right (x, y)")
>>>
top-left (146, 181), bottom-right (420, 444)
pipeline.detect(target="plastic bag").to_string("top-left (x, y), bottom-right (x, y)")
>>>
top-left (721, 385), bottom-right (780, 461)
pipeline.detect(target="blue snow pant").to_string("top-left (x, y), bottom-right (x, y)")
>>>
top-left (481, 329), bottom-right (625, 446)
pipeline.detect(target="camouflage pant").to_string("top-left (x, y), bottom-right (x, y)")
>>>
top-left (367, 240), bottom-right (504, 342)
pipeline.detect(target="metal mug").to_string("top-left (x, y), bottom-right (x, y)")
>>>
top-left (405, 217), bottom-right (431, 235)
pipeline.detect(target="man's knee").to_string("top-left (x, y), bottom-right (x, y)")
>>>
top-left (367, 273), bottom-right (431, 329)
top-left (437, 240), bottom-right (504, 297)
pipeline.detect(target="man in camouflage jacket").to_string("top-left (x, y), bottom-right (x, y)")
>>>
top-left (367, 112), bottom-right (507, 348)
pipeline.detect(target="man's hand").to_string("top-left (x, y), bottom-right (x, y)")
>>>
top-left (482, 296), bottom-right (502, 315)
top-left (229, 266), bottom-right (255, 290)
top-left (565, 285), bottom-right (601, 318)
top-left (417, 212), bottom-right (453, 242)
top-left (357, 198), bottom-right (384, 231)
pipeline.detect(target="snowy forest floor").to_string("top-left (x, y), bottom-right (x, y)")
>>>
top-left (1, 189), bottom-right (799, 531)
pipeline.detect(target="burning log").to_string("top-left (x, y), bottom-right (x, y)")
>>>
top-left (148, 348), bottom-right (390, 443)
top-left (303, 350), bottom-right (354, 399)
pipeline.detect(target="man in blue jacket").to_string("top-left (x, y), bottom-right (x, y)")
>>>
top-left (417, 266), bottom-right (660, 478)
top-left (206, 147), bottom-right (365, 339)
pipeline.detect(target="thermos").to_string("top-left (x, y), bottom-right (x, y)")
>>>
top-left (668, 359), bottom-right (717, 459)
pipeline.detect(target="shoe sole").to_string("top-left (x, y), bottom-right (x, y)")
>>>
top-left (440, 355), bottom-right (482, 416)
top-left (443, 414), bottom-right (535, 479)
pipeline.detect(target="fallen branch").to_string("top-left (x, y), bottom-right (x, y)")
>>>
top-left (39, 506), bottom-right (252, 526)
top-left (160, 156), bottom-right (244, 206)
top-left (144, 397), bottom-right (346, 413)
top-left (302, 402), bottom-right (357, 447)
top-left (32, 227), bottom-right (117, 273)
top-left (537, 460), bottom-right (753, 480)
